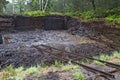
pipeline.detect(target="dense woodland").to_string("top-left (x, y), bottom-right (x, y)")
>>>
top-left (0, 0), bottom-right (120, 19)
top-left (0, 0), bottom-right (120, 25)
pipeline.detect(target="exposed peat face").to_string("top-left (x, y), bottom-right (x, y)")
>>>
top-left (0, 34), bottom-right (3, 44)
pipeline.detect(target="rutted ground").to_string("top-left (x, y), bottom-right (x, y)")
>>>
top-left (0, 28), bottom-right (118, 68)
top-left (0, 52), bottom-right (120, 80)
top-left (0, 19), bottom-right (120, 80)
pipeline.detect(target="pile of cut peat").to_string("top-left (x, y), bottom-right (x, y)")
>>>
top-left (0, 19), bottom-right (120, 68)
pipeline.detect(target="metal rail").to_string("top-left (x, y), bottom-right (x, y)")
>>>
top-left (33, 45), bottom-right (120, 79)
top-left (41, 44), bottom-right (120, 68)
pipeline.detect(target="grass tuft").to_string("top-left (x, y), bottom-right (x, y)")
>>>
top-left (26, 67), bottom-right (38, 74)
top-left (113, 51), bottom-right (120, 59)
top-left (53, 61), bottom-right (63, 67)
top-left (0, 65), bottom-right (17, 80)
top-left (61, 65), bottom-right (73, 71)
top-left (73, 71), bottom-right (85, 80)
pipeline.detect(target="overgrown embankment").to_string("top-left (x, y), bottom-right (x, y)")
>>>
top-left (21, 8), bottom-right (120, 27)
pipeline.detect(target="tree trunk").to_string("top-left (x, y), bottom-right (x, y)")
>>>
top-left (43, 0), bottom-right (48, 11)
top-left (91, 0), bottom-right (96, 11)
top-left (41, 0), bottom-right (43, 11)
top-left (62, 0), bottom-right (65, 13)
top-left (12, 0), bottom-right (15, 14)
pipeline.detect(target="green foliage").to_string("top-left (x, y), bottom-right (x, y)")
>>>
top-left (93, 60), bottom-right (105, 66)
top-left (53, 61), bottom-right (63, 67)
top-left (81, 11), bottom-right (94, 19)
top-left (93, 54), bottom-right (111, 65)
top-left (80, 59), bottom-right (90, 63)
top-left (29, 0), bottom-right (39, 11)
top-left (0, 0), bottom-right (9, 13)
top-left (93, 54), bottom-right (111, 66)
top-left (1, 65), bottom-right (17, 80)
top-left (15, 66), bottom-right (24, 72)
top-left (61, 65), bottom-right (73, 71)
top-left (66, 12), bottom-right (82, 17)
top-left (99, 54), bottom-right (111, 61)
top-left (22, 11), bottom-right (47, 17)
top-left (94, 51), bottom-right (120, 65)
top-left (26, 67), bottom-right (38, 74)
top-left (22, 11), bottom-right (64, 17)
top-left (112, 51), bottom-right (120, 58)
top-left (106, 15), bottom-right (120, 24)
top-left (66, 11), bottom-right (94, 19)
top-left (94, 8), bottom-right (107, 18)
top-left (61, 64), bottom-right (79, 71)
top-left (105, 8), bottom-right (120, 25)
top-left (73, 72), bottom-right (85, 80)
top-left (105, 8), bottom-right (120, 16)
top-left (14, 76), bottom-right (24, 80)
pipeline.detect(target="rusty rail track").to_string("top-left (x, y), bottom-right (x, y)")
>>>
top-left (33, 44), bottom-right (120, 79)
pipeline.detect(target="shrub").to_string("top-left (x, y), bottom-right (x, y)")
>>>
top-left (81, 11), bottom-right (94, 19)
top-left (22, 11), bottom-right (47, 17)
top-left (22, 11), bottom-right (64, 17)
top-left (106, 15), bottom-right (120, 25)
top-left (66, 12), bottom-right (82, 17)
top-left (105, 8), bottom-right (120, 16)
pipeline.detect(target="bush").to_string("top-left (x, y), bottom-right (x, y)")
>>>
top-left (66, 12), bottom-right (82, 17)
top-left (66, 11), bottom-right (94, 20)
top-left (106, 15), bottom-right (120, 24)
top-left (22, 11), bottom-right (64, 17)
top-left (105, 8), bottom-right (120, 16)
top-left (22, 11), bottom-right (48, 17)
top-left (104, 8), bottom-right (120, 25)
top-left (81, 11), bottom-right (94, 19)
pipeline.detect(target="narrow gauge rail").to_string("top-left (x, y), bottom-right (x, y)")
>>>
top-left (33, 44), bottom-right (120, 80)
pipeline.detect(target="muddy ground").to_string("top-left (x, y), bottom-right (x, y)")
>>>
top-left (0, 19), bottom-right (120, 80)
top-left (0, 20), bottom-right (120, 68)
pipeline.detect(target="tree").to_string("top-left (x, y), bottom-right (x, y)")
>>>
top-left (90, 0), bottom-right (96, 11)
top-left (0, 0), bottom-right (9, 13)
top-left (29, 0), bottom-right (48, 11)
top-left (12, 0), bottom-right (15, 13)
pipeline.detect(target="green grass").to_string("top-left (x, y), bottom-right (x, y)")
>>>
top-left (22, 11), bottom-right (47, 17)
top-left (73, 71), bottom-right (85, 80)
top-left (93, 54), bottom-right (111, 65)
top-left (99, 55), bottom-right (111, 61)
top-left (112, 51), bottom-right (120, 58)
top-left (0, 65), bottom-right (17, 80)
top-left (26, 67), bottom-right (38, 74)
top-left (22, 11), bottom-right (63, 17)
top-left (53, 61), bottom-right (63, 67)
top-left (0, 66), bottom-right (38, 80)
top-left (61, 65), bottom-right (72, 71)
top-left (61, 65), bottom-right (79, 71)
top-left (0, 51), bottom-right (119, 80)
top-left (15, 66), bottom-right (24, 72)
top-left (94, 51), bottom-right (120, 65)
top-left (93, 60), bottom-right (105, 66)
top-left (14, 76), bottom-right (24, 80)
